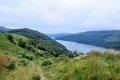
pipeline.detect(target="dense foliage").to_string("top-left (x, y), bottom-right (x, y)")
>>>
top-left (56, 30), bottom-right (120, 50)
top-left (0, 32), bottom-right (72, 80)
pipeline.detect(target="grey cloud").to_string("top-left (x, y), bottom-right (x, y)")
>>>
top-left (0, 0), bottom-right (120, 33)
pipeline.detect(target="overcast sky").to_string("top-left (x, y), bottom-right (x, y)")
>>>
top-left (0, 0), bottom-right (120, 33)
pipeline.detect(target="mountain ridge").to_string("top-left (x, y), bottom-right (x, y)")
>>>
top-left (6, 28), bottom-right (68, 54)
top-left (0, 26), bottom-right (10, 32)
top-left (55, 30), bottom-right (120, 50)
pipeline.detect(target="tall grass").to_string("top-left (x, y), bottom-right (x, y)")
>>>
top-left (42, 49), bottom-right (120, 80)
top-left (86, 50), bottom-right (103, 57)
top-left (0, 54), bottom-right (10, 73)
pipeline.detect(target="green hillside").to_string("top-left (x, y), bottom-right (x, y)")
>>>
top-left (55, 30), bottom-right (120, 49)
top-left (1, 32), bottom-right (120, 80)
top-left (0, 32), bottom-right (44, 79)
top-left (6, 28), bottom-right (68, 55)
top-left (0, 32), bottom-right (71, 80)
top-left (42, 50), bottom-right (120, 80)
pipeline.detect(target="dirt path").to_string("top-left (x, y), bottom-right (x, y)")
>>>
top-left (37, 65), bottom-right (47, 80)
top-left (30, 63), bottom-right (47, 80)
top-left (13, 62), bottom-right (47, 80)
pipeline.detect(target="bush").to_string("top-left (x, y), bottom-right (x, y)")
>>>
top-left (78, 52), bottom-right (85, 55)
top-left (18, 59), bottom-right (29, 66)
top-left (67, 52), bottom-right (73, 58)
top-left (8, 61), bottom-right (16, 70)
top-left (0, 54), bottom-right (10, 73)
top-left (29, 39), bottom-right (38, 46)
top-left (54, 57), bottom-right (66, 63)
top-left (37, 45), bottom-right (46, 51)
top-left (87, 50), bottom-right (102, 57)
top-left (18, 52), bottom-right (35, 60)
top-left (18, 39), bottom-right (26, 48)
top-left (26, 45), bottom-right (32, 50)
top-left (32, 75), bottom-right (40, 80)
top-left (41, 60), bottom-right (52, 66)
top-left (73, 50), bottom-right (79, 57)
top-left (25, 54), bottom-right (35, 60)
top-left (7, 34), bottom-right (15, 44)
top-left (103, 50), bottom-right (116, 61)
top-left (36, 52), bottom-right (44, 57)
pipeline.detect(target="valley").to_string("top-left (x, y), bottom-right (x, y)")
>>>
top-left (0, 27), bottom-right (120, 80)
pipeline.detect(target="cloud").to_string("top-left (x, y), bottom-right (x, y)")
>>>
top-left (0, 0), bottom-right (120, 33)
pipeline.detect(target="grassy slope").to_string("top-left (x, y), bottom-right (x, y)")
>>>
top-left (0, 33), bottom-right (44, 80)
top-left (55, 30), bottom-right (120, 49)
top-left (1, 32), bottom-right (120, 80)
top-left (42, 50), bottom-right (120, 80)
top-left (6, 28), bottom-right (68, 54)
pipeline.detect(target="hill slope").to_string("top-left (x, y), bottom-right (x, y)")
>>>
top-left (1, 32), bottom-right (120, 80)
top-left (0, 26), bottom-right (10, 32)
top-left (55, 30), bottom-right (120, 49)
top-left (0, 32), bottom-right (46, 79)
top-left (6, 28), bottom-right (68, 54)
top-left (0, 32), bottom-right (69, 79)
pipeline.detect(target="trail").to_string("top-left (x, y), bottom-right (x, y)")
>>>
top-left (37, 66), bottom-right (47, 80)
top-left (32, 63), bottom-right (47, 80)
top-left (13, 62), bottom-right (47, 80)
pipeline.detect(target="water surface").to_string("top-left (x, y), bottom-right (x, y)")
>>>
top-left (57, 40), bottom-right (107, 54)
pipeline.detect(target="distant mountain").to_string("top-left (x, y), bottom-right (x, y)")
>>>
top-left (6, 28), bottom-right (68, 54)
top-left (0, 26), bottom-right (10, 32)
top-left (55, 30), bottom-right (120, 50)
top-left (46, 33), bottom-right (73, 38)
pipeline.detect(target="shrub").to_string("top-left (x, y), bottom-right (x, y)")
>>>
top-left (78, 52), bottom-right (85, 55)
top-left (7, 34), bottom-right (13, 42)
top-left (7, 34), bottom-right (15, 44)
top-left (41, 60), bottom-right (52, 66)
top-left (0, 54), bottom-right (10, 73)
top-left (17, 52), bottom-right (35, 60)
top-left (103, 50), bottom-right (116, 61)
top-left (18, 39), bottom-right (26, 48)
top-left (89, 74), bottom-right (99, 80)
top-left (54, 57), bottom-right (66, 63)
top-left (8, 61), bottom-right (16, 70)
top-left (18, 59), bottom-right (29, 66)
top-left (73, 50), bottom-right (79, 57)
top-left (32, 75), bottom-right (40, 80)
top-left (37, 45), bottom-right (46, 51)
top-left (4, 52), bottom-right (9, 54)
top-left (26, 45), bottom-right (32, 50)
top-left (36, 52), bottom-right (44, 57)
top-left (87, 50), bottom-right (102, 57)
top-left (67, 52), bottom-right (73, 58)
top-left (24, 54), bottom-right (35, 60)
top-left (29, 39), bottom-right (38, 46)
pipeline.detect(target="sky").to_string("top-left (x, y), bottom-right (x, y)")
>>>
top-left (0, 0), bottom-right (120, 33)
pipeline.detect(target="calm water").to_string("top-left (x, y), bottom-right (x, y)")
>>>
top-left (57, 40), bottom-right (107, 54)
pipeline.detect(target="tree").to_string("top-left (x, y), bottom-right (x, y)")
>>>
top-left (73, 50), bottom-right (79, 57)
top-left (67, 52), bottom-right (73, 58)
top-left (18, 39), bottom-right (26, 48)
top-left (78, 52), bottom-right (85, 55)
top-left (7, 34), bottom-right (14, 43)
